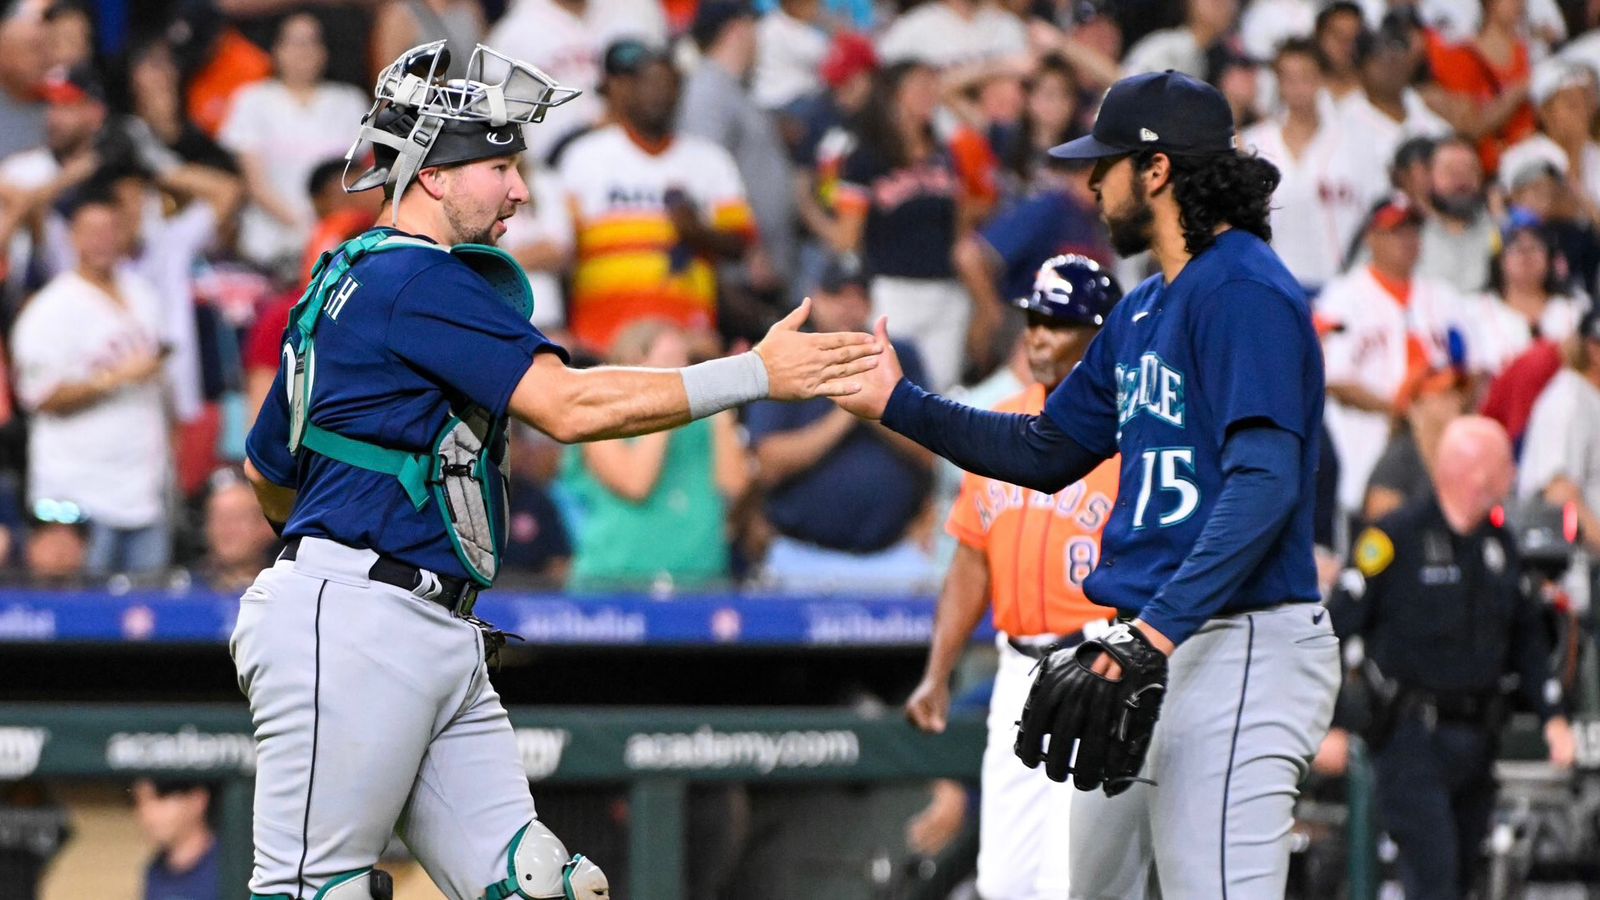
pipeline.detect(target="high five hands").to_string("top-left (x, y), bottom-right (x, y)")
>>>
top-left (753, 299), bottom-right (889, 401)
top-left (827, 317), bottom-right (904, 421)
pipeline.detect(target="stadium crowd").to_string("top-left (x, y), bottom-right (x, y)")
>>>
top-left (0, 0), bottom-right (1594, 607)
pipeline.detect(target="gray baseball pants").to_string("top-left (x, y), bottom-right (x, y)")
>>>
top-left (230, 537), bottom-right (536, 899)
top-left (1068, 602), bottom-right (1340, 899)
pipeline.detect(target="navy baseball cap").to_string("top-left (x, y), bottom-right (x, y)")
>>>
top-left (1049, 70), bottom-right (1237, 161)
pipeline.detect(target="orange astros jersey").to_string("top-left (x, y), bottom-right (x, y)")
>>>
top-left (946, 383), bottom-right (1119, 637)
top-left (557, 125), bottom-right (756, 352)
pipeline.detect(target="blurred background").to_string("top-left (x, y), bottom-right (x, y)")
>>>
top-left (0, 0), bottom-right (1599, 894)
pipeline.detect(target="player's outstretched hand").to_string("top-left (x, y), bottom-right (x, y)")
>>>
top-left (831, 316), bottom-right (903, 421)
top-left (905, 676), bottom-right (951, 734)
top-left (754, 298), bottom-right (883, 401)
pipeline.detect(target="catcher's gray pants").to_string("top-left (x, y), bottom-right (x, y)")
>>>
top-left (1068, 603), bottom-right (1339, 899)
top-left (230, 537), bottom-right (537, 899)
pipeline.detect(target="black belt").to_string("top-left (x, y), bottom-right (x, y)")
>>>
top-left (280, 537), bottom-right (479, 617)
top-left (1007, 629), bottom-right (1089, 660)
top-left (1403, 687), bottom-right (1505, 727)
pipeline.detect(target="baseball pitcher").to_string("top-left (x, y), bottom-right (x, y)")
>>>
top-left (837, 71), bottom-right (1340, 898)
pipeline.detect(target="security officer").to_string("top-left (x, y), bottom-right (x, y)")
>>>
top-left (1323, 416), bottom-right (1576, 900)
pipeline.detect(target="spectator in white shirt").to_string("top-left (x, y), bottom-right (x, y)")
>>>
top-left (876, 0), bottom-right (1028, 69)
top-left (53, 138), bottom-right (243, 427)
top-left (0, 64), bottom-right (104, 294)
top-left (1474, 216), bottom-right (1585, 373)
top-left (1244, 38), bottom-right (1383, 290)
top-left (1499, 60), bottom-right (1600, 220)
top-left (1239, 0), bottom-right (1316, 63)
top-left (218, 12), bottom-right (369, 273)
top-left (1518, 310), bottom-right (1600, 612)
top-left (1121, 0), bottom-right (1237, 78)
top-left (1338, 15), bottom-right (1451, 168)
top-left (1314, 1), bottom-right (1366, 108)
top-left (753, 0), bottom-right (830, 110)
top-left (485, 0), bottom-right (668, 162)
top-left (1319, 195), bottom-right (1473, 519)
top-left (9, 192), bottom-right (173, 577)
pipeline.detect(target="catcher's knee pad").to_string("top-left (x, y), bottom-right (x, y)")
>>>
top-left (483, 819), bottom-right (610, 900)
top-left (252, 868), bottom-right (393, 900)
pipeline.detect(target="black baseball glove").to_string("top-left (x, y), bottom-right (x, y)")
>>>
top-left (1013, 622), bottom-right (1169, 795)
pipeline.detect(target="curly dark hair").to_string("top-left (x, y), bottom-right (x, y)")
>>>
top-left (1132, 149), bottom-right (1281, 256)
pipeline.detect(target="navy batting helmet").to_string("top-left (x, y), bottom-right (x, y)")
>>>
top-left (1013, 255), bottom-right (1122, 326)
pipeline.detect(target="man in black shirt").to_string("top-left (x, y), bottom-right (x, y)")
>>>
top-left (1324, 415), bottom-right (1575, 900)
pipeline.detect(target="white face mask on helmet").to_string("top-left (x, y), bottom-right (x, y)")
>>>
top-left (343, 41), bottom-right (580, 221)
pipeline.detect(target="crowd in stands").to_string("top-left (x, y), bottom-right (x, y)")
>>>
top-left (0, 0), bottom-right (1596, 602)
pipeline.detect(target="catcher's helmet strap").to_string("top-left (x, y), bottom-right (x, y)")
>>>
top-left (484, 82), bottom-right (509, 126)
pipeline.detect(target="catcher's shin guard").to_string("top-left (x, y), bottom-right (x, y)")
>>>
top-left (484, 820), bottom-right (609, 900)
top-left (252, 867), bottom-right (394, 900)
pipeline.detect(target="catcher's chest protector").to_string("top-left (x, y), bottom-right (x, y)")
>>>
top-left (282, 230), bottom-right (536, 587)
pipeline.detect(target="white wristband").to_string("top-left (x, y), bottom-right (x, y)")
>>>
top-left (681, 352), bottom-right (770, 419)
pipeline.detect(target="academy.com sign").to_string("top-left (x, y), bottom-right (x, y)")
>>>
top-left (105, 727), bottom-right (257, 773)
top-left (624, 726), bottom-right (860, 774)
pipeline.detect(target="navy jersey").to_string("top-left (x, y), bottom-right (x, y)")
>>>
top-left (246, 230), bottom-right (568, 580)
top-left (143, 843), bottom-right (219, 900)
top-left (1043, 230), bottom-right (1324, 641)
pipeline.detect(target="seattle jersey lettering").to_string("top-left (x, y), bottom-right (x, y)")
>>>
top-left (1116, 352), bottom-right (1186, 434)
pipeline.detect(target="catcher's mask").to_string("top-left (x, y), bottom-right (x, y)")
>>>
top-left (343, 41), bottom-right (580, 221)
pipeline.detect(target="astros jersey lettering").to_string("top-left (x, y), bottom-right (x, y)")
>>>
top-left (946, 382), bottom-right (1119, 637)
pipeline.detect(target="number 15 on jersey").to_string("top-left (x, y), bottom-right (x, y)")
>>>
top-left (1132, 448), bottom-right (1199, 528)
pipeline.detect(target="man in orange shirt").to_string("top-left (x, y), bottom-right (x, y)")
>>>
top-left (906, 255), bottom-right (1121, 899)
